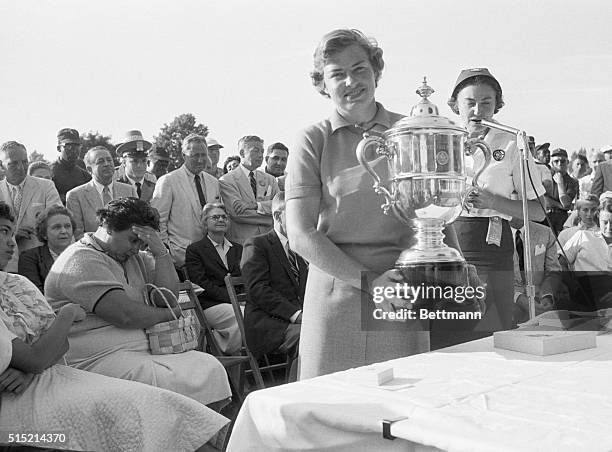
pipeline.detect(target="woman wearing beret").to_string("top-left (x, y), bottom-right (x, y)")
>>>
top-left (285, 29), bottom-right (470, 379)
top-left (448, 68), bottom-right (546, 333)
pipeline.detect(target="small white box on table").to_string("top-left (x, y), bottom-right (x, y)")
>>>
top-left (493, 330), bottom-right (597, 355)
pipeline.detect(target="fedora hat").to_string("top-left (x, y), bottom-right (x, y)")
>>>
top-left (116, 130), bottom-right (152, 157)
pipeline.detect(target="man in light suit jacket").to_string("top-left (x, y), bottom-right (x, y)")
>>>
top-left (511, 219), bottom-right (565, 324)
top-left (67, 146), bottom-right (136, 240)
top-left (591, 145), bottom-right (612, 198)
top-left (219, 135), bottom-right (279, 244)
top-left (242, 193), bottom-right (307, 370)
top-left (151, 134), bottom-right (222, 267)
top-left (0, 141), bottom-right (62, 271)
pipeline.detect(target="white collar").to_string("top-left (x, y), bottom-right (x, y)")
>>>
top-left (91, 178), bottom-right (113, 196)
top-left (207, 234), bottom-right (233, 249)
top-left (239, 164), bottom-right (258, 179)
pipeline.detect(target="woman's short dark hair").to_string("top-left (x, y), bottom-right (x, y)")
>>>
top-left (0, 201), bottom-right (14, 223)
top-left (223, 155), bottom-right (241, 174)
top-left (97, 197), bottom-right (160, 232)
top-left (447, 75), bottom-right (505, 115)
top-left (310, 29), bottom-right (384, 98)
top-left (35, 205), bottom-right (76, 243)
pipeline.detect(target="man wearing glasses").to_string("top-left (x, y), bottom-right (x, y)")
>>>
top-left (51, 128), bottom-right (91, 205)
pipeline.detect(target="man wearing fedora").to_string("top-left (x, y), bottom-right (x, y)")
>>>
top-left (51, 128), bottom-right (91, 205)
top-left (115, 131), bottom-right (156, 202)
top-left (147, 146), bottom-right (171, 180)
top-left (67, 146), bottom-right (136, 240)
top-left (205, 137), bottom-right (224, 179)
top-left (591, 145), bottom-right (612, 198)
top-left (151, 133), bottom-right (222, 267)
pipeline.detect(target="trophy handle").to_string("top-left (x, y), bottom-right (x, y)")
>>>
top-left (356, 132), bottom-right (394, 211)
top-left (465, 138), bottom-right (492, 187)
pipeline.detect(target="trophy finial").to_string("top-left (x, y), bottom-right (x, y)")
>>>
top-left (416, 76), bottom-right (435, 100)
top-left (411, 76), bottom-right (439, 117)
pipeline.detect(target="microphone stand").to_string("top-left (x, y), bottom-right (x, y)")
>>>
top-left (475, 119), bottom-right (536, 320)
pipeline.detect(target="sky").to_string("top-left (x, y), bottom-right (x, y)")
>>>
top-left (1, 0), bottom-right (611, 165)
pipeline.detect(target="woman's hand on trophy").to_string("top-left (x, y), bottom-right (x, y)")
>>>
top-left (371, 269), bottom-right (412, 320)
top-left (466, 188), bottom-right (497, 211)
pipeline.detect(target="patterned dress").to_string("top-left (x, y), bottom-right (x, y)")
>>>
top-left (0, 272), bottom-right (229, 452)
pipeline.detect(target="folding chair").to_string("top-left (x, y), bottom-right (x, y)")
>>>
top-left (178, 281), bottom-right (254, 403)
top-left (224, 275), bottom-right (293, 386)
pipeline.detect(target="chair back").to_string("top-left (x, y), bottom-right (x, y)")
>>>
top-left (224, 274), bottom-right (265, 388)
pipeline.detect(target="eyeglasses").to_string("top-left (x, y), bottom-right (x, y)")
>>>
top-left (208, 214), bottom-right (228, 221)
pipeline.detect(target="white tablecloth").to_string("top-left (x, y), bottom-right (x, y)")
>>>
top-left (227, 334), bottom-right (612, 451)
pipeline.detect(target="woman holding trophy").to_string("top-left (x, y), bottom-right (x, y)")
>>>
top-left (448, 68), bottom-right (546, 332)
top-left (285, 29), bottom-right (467, 379)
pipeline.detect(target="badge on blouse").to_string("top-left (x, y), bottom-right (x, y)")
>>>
top-left (493, 149), bottom-right (505, 161)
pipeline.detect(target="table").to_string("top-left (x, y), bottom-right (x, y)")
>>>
top-left (226, 333), bottom-right (612, 451)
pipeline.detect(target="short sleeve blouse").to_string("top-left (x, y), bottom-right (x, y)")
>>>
top-left (45, 234), bottom-right (154, 332)
top-left (285, 103), bottom-right (413, 272)
top-left (0, 272), bottom-right (55, 344)
top-left (462, 127), bottom-right (546, 219)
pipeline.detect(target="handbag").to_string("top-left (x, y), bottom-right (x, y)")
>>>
top-left (143, 284), bottom-right (199, 354)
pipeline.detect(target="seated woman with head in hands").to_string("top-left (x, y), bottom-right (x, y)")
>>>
top-left (18, 205), bottom-right (75, 293)
top-left (45, 197), bottom-right (231, 406)
top-left (0, 201), bottom-right (229, 452)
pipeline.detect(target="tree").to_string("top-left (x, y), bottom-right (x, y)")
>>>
top-left (28, 150), bottom-right (49, 164)
top-left (80, 131), bottom-right (117, 163)
top-left (153, 113), bottom-right (208, 167)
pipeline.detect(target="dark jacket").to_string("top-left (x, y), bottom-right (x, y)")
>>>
top-left (241, 230), bottom-right (308, 357)
top-left (185, 236), bottom-right (242, 310)
top-left (51, 158), bottom-right (91, 205)
top-left (116, 175), bottom-right (156, 202)
top-left (18, 245), bottom-right (54, 294)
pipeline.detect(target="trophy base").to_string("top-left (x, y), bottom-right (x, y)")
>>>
top-left (395, 260), bottom-right (484, 319)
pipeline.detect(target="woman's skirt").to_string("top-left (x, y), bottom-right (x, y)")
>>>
top-left (298, 265), bottom-right (429, 380)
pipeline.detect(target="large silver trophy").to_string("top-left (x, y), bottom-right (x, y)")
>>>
top-left (356, 78), bottom-right (492, 299)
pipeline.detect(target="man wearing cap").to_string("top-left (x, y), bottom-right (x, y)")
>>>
top-left (67, 146), bottom-right (136, 240)
top-left (542, 148), bottom-right (579, 234)
top-left (51, 128), bottom-right (92, 205)
top-left (264, 142), bottom-right (289, 191)
top-left (151, 133), bottom-right (222, 267)
top-left (114, 131), bottom-right (157, 184)
top-left (219, 135), bottom-right (279, 245)
top-left (0, 141), bottom-right (61, 271)
top-left (533, 142), bottom-right (553, 186)
top-left (114, 131), bottom-right (156, 202)
top-left (147, 146), bottom-right (171, 180)
top-left (592, 145), bottom-right (612, 198)
top-left (205, 137), bottom-right (224, 179)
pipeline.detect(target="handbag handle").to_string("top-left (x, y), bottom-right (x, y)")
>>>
top-left (143, 283), bottom-right (182, 320)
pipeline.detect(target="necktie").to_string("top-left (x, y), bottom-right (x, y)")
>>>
top-left (12, 185), bottom-right (23, 216)
top-left (287, 246), bottom-right (300, 282)
top-left (135, 182), bottom-right (142, 199)
top-left (102, 186), bottom-right (112, 206)
top-left (249, 171), bottom-right (257, 199)
top-left (515, 229), bottom-right (525, 282)
top-left (194, 174), bottom-right (206, 207)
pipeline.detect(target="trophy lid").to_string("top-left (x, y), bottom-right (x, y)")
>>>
top-left (386, 77), bottom-right (466, 136)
